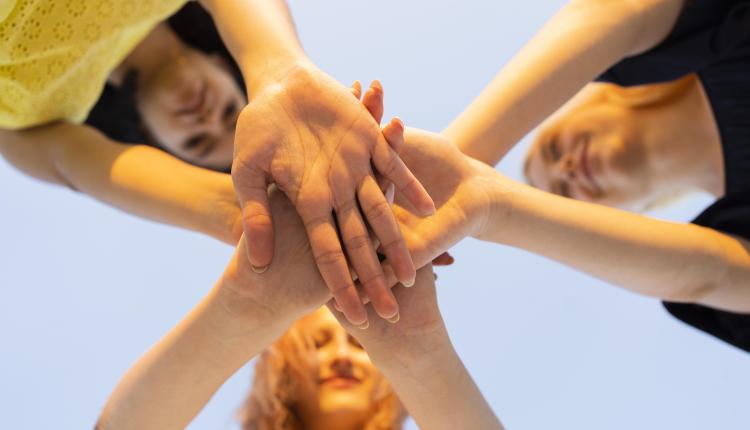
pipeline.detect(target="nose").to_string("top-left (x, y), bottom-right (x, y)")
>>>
top-left (329, 336), bottom-right (354, 372)
top-left (554, 154), bottom-right (577, 180)
top-left (184, 105), bottom-right (223, 138)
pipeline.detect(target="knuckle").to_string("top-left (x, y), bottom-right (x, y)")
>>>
top-left (359, 272), bottom-right (386, 289)
top-left (364, 199), bottom-right (392, 223)
top-left (382, 155), bottom-right (401, 178)
top-left (314, 249), bottom-right (346, 267)
top-left (303, 213), bottom-right (330, 231)
top-left (397, 176), bottom-right (419, 194)
top-left (330, 282), bottom-right (356, 296)
top-left (380, 237), bottom-right (405, 251)
top-left (344, 233), bottom-right (372, 252)
top-left (335, 198), bottom-right (358, 215)
top-left (244, 212), bottom-right (272, 228)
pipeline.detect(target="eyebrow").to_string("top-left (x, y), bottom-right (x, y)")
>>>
top-left (543, 136), bottom-right (557, 164)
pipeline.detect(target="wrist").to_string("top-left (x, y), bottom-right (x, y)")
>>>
top-left (243, 56), bottom-right (315, 96)
top-left (199, 175), bottom-right (242, 245)
top-left (370, 333), bottom-right (455, 375)
top-left (466, 159), bottom-right (513, 243)
top-left (367, 326), bottom-right (452, 372)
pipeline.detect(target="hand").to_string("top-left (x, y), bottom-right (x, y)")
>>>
top-left (217, 187), bottom-right (330, 328)
top-left (233, 63), bottom-right (435, 326)
top-left (389, 128), bottom-right (502, 277)
top-left (331, 266), bottom-right (449, 364)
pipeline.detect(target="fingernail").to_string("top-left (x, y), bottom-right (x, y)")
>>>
top-left (357, 320), bottom-right (370, 330)
top-left (403, 277), bottom-right (415, 288)
top-left (392, 117), bottom-right (404, 129)
top-left (387, 313), bottom-right (400, 324)
top-left (385, 183), bottom-right (395, 205)
top-left (251, 264), bottom-right (269, 274)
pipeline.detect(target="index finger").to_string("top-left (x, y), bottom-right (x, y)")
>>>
top-left (298, 196), bottom-right (369, 328)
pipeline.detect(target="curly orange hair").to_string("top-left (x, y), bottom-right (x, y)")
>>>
top-left (239, 309), bottom-right (408, 430)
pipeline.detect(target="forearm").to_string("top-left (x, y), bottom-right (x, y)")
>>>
top-left (1, 123), bottom-right (239, 244)
top-left (97, 282), bottom-right (288, 430)
top-left (199, 0), bottom-right (308, 94)
top-left (370, 335), bottom-right (502, 430)
top-left (481, 179), bottom-right (750, 312)
top-left (443, 0), bottom-right (684, 165)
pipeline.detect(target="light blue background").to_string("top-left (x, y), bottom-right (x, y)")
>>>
top-left (1, 1), bottom-right (748, 429)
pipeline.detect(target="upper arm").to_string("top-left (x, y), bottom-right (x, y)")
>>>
top-left (0, 123), bottom-right (74, 186)
top-left (0, 122), bottom-right (134, 190)
top-left (622, 0), bottom-right (685, 55)
top-left (696, 231), bottom-right (750, 313)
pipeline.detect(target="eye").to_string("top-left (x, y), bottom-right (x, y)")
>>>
top-left (222, 101), bottom-right (238, 124)
top-left (313, 330), bottom-right (331, 349)
top-left (548, 138), bottom-right (561, 162)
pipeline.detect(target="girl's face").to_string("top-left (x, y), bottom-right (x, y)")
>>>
top-left (135, 47), bottom-right (245, 171)
top-left (295, 309), bottom-right (382, 429)
top-left (524, 100), bottom-right (652, 209)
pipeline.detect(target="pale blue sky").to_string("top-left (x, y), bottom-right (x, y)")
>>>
top-left (1, 1), bottom-right (749, 429)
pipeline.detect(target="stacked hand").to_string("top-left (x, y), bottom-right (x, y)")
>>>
top-left (355, 84), bottom-right (504, 286)
top-left (233, 63), bottom-right (436, 326)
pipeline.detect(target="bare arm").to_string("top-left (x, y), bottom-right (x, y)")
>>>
top-left (95, 282), bottom-right (286, 430)
top-left (97, 191), bottom-right (331, 429)
top-left (0, 123), bottom-right (241, 244)
top-left (197, 0), bottom-right (306, 94)
top-left (444, 0), bottom-right (685, 165)
top-left (480, 180), bottom-right (750, 313)
top-left (198, 0), bottom-right (435, 326)
top-left (380, 129), bottom-right (750, 314)
top-left (335, 268), bottom-right (502, 430)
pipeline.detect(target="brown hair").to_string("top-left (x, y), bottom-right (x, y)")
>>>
top-left (239, 309), bottom-right (408, 430)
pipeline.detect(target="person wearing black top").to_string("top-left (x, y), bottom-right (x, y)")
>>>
top-left (522, 0), bottom-right (750, 351)
top-left (387, 0), bottom-right (750, 353)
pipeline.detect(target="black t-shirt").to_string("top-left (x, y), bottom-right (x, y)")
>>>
top-left (598, 0), bottom-right (750, 352)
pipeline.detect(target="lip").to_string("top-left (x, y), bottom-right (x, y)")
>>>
top-left (320, 375), bottom-right (362, 388)
top-left (578, 139), bottom-right (602, 195)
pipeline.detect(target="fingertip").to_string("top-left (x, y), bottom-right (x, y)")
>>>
top-left (244, 211), bottom-right (275, 269)
top-left (350, 80), bottom-right (362, 99)
top-left (387, 312), bottom-right (400, 324)
top-left (370, 79), bottom-right (383, 93)
top-left (390, 116), bottom-right (404, 132)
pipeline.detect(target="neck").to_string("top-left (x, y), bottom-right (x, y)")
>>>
top-left (110, 23), bottom-right (183, 86)
top-left (305, 410), bottom-right (368, 430)
top-left (636, 78), bottom-right (724, 198)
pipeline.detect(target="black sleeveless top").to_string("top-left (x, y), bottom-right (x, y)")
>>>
top-left (597, 0), bottom-right (750, 352)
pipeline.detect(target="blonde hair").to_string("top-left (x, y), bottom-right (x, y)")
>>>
top-left (239, 310), bottom-right (407, 430)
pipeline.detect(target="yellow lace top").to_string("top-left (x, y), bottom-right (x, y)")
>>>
top-left (0, 0), bottom-right (187, 129)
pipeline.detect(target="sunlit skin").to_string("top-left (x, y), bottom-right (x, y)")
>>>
top-left (524, 77), bottom-right (724, 211)
top-left (112, 23), bottom-right (245, 170)
top-left (294, 308), bottom-right (382, 430)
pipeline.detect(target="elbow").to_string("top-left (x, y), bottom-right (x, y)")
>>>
top-left (661, 279), bottom-right (717, 304)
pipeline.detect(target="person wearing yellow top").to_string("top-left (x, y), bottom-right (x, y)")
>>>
top-left (0, 0), bottom-right (437, 330)
top-left (0, 0), bottom-right (187, 128)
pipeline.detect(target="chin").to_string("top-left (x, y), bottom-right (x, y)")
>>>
top-left (318, 389), bottom-right (372, 416)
